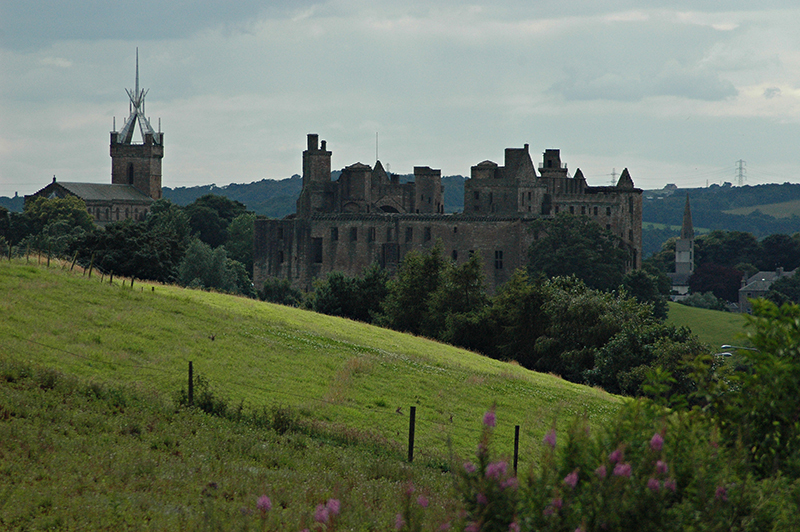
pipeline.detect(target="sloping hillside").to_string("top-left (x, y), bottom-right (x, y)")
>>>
top-left (0, 260), bottom-right (618, 459)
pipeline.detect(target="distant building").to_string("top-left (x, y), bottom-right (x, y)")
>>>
top-left (669, 194), bottom-right (694, 300)
top-left (254, 134), bottom-right (643, 294)
top-left (739, 268), bottom-right (795, 314)
top-left (27, 51), bottom-right (163, 225)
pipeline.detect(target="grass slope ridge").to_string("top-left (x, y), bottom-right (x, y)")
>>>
top-left (666, 302), bottom-right (747, 351)
top-left (0, 260), bottom-right (618, 461)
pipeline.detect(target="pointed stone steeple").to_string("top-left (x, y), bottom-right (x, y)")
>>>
top-left (681, 194), bottom-right (694, 240)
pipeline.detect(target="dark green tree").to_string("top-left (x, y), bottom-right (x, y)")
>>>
top-left (225, 213), bottom-right (255, 274)
top-left (621, 268), bottom-right (669, 320)
top-left (688, 263), bottom-right (742, 302)
top-left (766, 270), bottom-right (800, 305)
top-left (259, 278), bottom-right (303, 306)
top-left (759, 233), bottom-right (800, 271)
top-left (528, 213), bottom-right (630, 291)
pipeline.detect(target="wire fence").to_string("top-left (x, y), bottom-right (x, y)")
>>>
top-left (4, 256), bottom-right (537, 472)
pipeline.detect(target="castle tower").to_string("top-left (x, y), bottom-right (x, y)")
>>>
top-left (110, 49), bottom-right (163, 200)
top-left (675, 194), bottom-right (694, 275)
top-left (296, 134), bottom-right (333, 216)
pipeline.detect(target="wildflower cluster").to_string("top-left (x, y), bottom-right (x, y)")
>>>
top-left (458, 408), bottom-right (520, 532)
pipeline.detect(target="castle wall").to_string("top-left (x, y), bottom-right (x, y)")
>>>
top-left (254, 214), bottom-right (538, 294)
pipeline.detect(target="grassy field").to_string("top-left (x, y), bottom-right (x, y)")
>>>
top-left (0, 259), bottom-right (621, 529)
top-left (723, 199), bottom-right (800, 218)
top-left (666, 302), bottom-right (750, 351)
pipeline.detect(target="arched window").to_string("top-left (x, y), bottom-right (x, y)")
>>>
top-left (127, 163), bottom-right (134, 185)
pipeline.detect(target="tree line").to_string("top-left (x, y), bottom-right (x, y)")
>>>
top-left (0, 194), bottom-right (256, 297)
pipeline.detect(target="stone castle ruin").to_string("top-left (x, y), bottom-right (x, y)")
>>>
top-left (253, 134), bottom-right (642, 293)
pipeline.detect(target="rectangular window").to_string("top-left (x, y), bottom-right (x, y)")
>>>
top-left (368, 227), bottom-right (376, 242)
top-left (593, 207), bottom-right (598, 216)
top-left (387, 227), bottom-right (394, 241)
top-left (494, 250), bottom-right (504, 270)
top-left (424, 227), bottom-right (431, 241)
top-left (277, 227), bottom-right (284, 240)
top-left (554, 206), bottom-right (559, 214)
top-left (473, 191), bottom-right (480, 200)
top-left (606, 206), bottom-right (612, 216)
top-left (312, 238), bottom-right (323, 263)
top-left (581, 206), bottom-right (586, 215)
top-left (453, 226), bottom-right (458, 234)
top-left (406, 227), bottom-right (413, 242)
top-left (331, 227), bottom-right (338, 241)
top-left (277, 250), bottom-right (284, 264)
top-left (452, 250), bottom-right (458, 261)
top-left (350, 227), bottom-right (358, 242)
top-left (628, 229), bottom-right (633, 241)
top-left (570, 206), bottom-right (575, 214)
top-left (606, 224), bottom-right (611, 231)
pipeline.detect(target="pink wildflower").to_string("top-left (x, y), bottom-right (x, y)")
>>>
top-left (326, 498), bottom-right (340, 515)
top-left (464, 462), bottom-right (476, 474)
top-left (613, 463), bottom-right (632, 478)
top-left (314, 504), bottom-right (329, 523)
top-left (465, 523), bottom-right (480, 532)
top-left (552, 497), bottom-right (563, 509)
top-left (486, 461), bottom-right (508, 479)
top-left (395, 513), bottom-right (405, 530)
top-left (483, 410), bottom-right (497, 427)
top-left (509, 522), bottom-right (521, 532)
top-left (595, 465), bottom-right (607, 479)
top-left (501, 477), bottom-right (519, 490)
top-left (544, 429), bottom-right (557, 449)
top-left (715, 486), bottom-right (728, 502)
top-left (647, 477), bottom-right (661, 492)
top-left (664, 478), bottom-right (677, 492)
top-left (417, 495), bottom-right (429, 508)
top-left (650, 433), bottom-right (664, 452)
top-left (405, 482), bottom-right (415, 495)
top-left (257, 494), bottom-right (271, 513)
top-left (477, 493), bottom-right (488, 505)
top-left (576, 528), bottom-right (585, 532)
top-left (656, 460), bottom-right (668, 475)
top-left (438, 523), bottom-right (452, 531)
top-left (563, 469), bottom-right (579, 489)
top-left (608, 449), bottom-right (622, 463)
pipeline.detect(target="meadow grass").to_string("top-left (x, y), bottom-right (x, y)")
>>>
top-left (666, 302), bottom-right (749, 351)
top-left (0, 259), bottom-right (623, 525)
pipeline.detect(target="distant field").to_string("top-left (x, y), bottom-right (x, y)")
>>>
top-left (666, 302), bottom-right (750, 351)
top-left (643, 222), bottom-right (709, 234)
top-left (724, 199), bottom-right (800, 218)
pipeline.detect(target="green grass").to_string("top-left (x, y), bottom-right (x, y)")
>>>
top-left (0, 258), bottom-right (622, 528)
top-left (723, 199), bottom-right (800, 218)
top-left (666, 302), bottom-right (750, 351)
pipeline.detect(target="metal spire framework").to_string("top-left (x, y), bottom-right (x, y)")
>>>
top-left (117, 48), bottom-right (160, 145)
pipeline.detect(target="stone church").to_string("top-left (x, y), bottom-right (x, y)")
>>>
top-left (27, 51), bottom-right (163, 225)
top-left (253, 134), bottom-right (643, 294)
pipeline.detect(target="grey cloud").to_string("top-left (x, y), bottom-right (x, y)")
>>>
top-left (763, 86), bottom-right (781, 98)
top-left (0, 1), bottom-right (315, 50)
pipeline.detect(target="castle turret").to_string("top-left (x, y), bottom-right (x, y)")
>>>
top-left (110, 49), bottom-right (163, 200)
top-left (296, 133), bottom-right (333, 216)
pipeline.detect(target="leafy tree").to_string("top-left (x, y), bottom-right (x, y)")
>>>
top-left (184, 194), bottom-right (249, 249)
top-left (765, 269), bottom-right (800, 305)
top-left (688, 263), bottom-right (742, 302)
top-left (225, 213), bottom-right (255, 274)
top-left (0, 206), bottom-right (9, 242)
top-left (22, 196), bottom-right (94, 235)
top-left (528, 213), bottom-right (630, 291)
top-left (588, 322), bottom-right (706, 396)
top-left (622, 269), bottom-right (669, 320)
top-left (380, 245), bottom-right (446, 335)
top-left (695, 230), bottom-right (760, 269)
top-left (704, 300), bottom-right (800, 478)
top-left (189, 194), bottom-right (248, 223)
top-left (759, 233), bottom-right (800, 271)
top-left (427, 252), bottom-right (489, 341)
top-left (259, 278), bottom-right (303, 306)
top-left (177, 239), bottom-right (250, 295)
top-left (489, 269), bottom-right (548, 367)
top-left (308, 263), bottom-right (389, 323)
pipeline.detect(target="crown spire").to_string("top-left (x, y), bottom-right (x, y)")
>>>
top-left (117, 48), bottom-right (160, 145)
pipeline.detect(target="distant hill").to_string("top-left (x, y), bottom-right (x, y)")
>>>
top-left (0, 194), bottom-right (24, 212)
top-left (163, 173), bottom-right (467, 217)
top-left (641, 183), bottom-right (800, 257)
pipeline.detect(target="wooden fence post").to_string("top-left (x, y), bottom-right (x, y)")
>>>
top-left (408, 406), bottom-right (416, 463)
top-left (514, 425), bottom-right (520, 474)
top-left (188, 361), bottom-right (194, 407)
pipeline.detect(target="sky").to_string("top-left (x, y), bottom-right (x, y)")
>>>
top-left (2, 1), bottom-right (800, 198)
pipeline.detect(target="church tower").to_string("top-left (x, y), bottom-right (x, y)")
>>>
top-left (675, 194), bottom-right (694, 275)
top-left (110, 49), bottom-right (163, 200)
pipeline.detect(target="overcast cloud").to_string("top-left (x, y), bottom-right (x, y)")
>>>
top-left (2, 1), bottom-right (800, 198)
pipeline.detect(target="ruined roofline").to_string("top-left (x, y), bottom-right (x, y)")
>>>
top-left (305, 212), bottom-right (545, 222)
